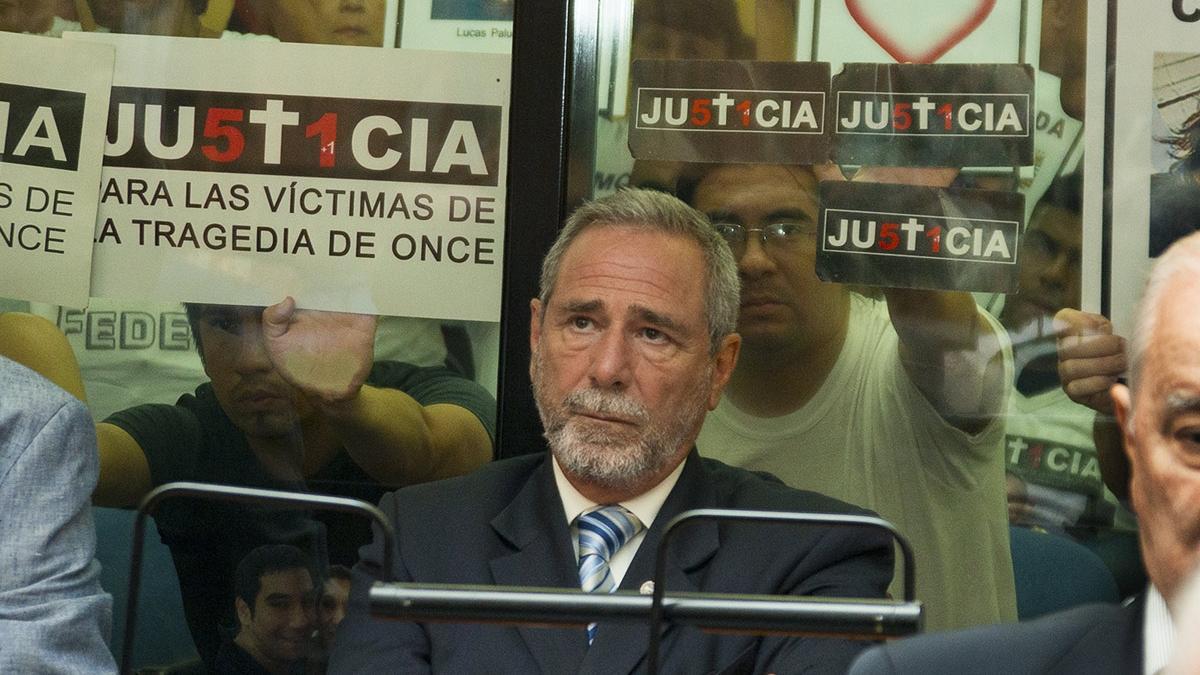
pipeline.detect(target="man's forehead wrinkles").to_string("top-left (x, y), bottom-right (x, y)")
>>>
top-left (564, 265), bottom-right (679, 302)
top-left (632, 304), bottom-right (686, 333)
top-left (572, 255), bottom-right (676, 279)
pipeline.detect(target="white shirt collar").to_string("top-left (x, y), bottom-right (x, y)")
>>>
top-left (1144, 584), bottom-right (1177, 675)
top-left (552, 454), bottom-right (686, 532)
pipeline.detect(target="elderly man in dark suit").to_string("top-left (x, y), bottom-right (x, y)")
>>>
top-left (850, 230), bottom-right (1200, 674)
top-left (329, 188), bottom-right (894, 673)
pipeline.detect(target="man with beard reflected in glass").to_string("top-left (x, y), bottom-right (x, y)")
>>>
top-left (329, 188), bottom-right (893, 674)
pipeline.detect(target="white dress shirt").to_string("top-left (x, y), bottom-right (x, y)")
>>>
top-left (1143, 584), bottom-right (1176, 675)
top-left (553, 456), bottom-right (686, 589)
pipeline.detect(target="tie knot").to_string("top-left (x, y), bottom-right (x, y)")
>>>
top-left (577, 505), bottom-right (642, 561)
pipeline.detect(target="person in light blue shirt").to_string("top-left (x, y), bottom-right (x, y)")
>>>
top-left (0, 354), bottom-right (115, 674)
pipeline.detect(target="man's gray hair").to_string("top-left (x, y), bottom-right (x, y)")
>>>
top-left (538, 188), bottom-right (739, 353)
top-left (1129, 230), bottom-right (1200, 393)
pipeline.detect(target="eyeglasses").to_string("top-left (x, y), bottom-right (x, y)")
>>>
top-left (711, 220), bottom-right (817, 258)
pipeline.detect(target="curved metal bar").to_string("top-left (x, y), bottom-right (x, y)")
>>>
top-left (647, 509), bottom-right (917, 675)
top-left (119, 481), bottom-right (395, 674)
top-left (369, 583), bottom-right (922, 638)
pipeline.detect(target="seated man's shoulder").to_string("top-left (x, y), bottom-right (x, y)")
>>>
top-left (851, 602), bottom-right (1134, 675)
top-left (700, 455), bottom-right (875, 517)
top-left (0, 356), bottom-right (80, 422)
top-left (387, 453), bottom-right (544, 516)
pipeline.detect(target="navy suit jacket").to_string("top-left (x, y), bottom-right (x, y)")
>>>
top-left (329, 450), bottom-right (893, 674)
top-left (849, 599), bottom-right (1144, 675)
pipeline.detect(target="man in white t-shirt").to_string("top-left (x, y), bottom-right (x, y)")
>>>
top-left (685, 163), bottom-right (1016, 632)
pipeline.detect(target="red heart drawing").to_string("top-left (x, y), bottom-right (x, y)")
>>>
top-left (845, 0), bottom-right (996, 64)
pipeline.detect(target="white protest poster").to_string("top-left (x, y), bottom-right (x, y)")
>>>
top-left (795, 0), bottom-right (1036, 67)
top-left (399, 0), bottom-right (513, 54)
top-left (66, 34), bottom-right (508, 321)
top-left (0, 33), bottom-right (113, 307)
top-left (1107, 0), bottom-right (1200, 335)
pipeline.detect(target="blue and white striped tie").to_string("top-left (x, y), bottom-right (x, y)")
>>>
top-left (577, 505), bottom-right (643, 644)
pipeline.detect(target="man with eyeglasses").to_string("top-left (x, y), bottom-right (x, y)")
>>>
top-left (680, 163), bottom-right (1015, 632)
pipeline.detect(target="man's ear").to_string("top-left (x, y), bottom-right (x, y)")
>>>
top-left (707, 333), bottom-right (741, 410)
top-left (236, 596), bottom-right (253, 628)
top-left (528, 299), bottom-right (543, 379)
top-left (1112, 382), bottom-right (1135, 463)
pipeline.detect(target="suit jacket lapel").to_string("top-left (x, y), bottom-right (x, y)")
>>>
top-left (489, 455), bottom-right (589, 674)
top-left (1056, 594), bottom-right (1146, 673)
top-left (1123, 594), bottom-right (1147, 674)
top-left (580, 452), bottom-right (720, 675)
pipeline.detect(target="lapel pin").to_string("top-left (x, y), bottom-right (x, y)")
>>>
top-left (639, 580), bottom-right (655, 595)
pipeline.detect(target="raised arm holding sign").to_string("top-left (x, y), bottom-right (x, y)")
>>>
top-left (813, 163), bottom-right (1008, 432)
top-left (683, 162), bottom-right (1015, 632)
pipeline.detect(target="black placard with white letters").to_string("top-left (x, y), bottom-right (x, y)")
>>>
top-left (629, 59), bottom-right (831, 164)
top-left (0, 83), bottom-right (85, 171)
top-left (817, 181), bottom-right (1023, 293)
top-left (831, 63), bottom-right (1034, 167)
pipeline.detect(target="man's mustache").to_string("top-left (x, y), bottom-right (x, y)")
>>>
top-left (563, 388), bottom-right (648, 424)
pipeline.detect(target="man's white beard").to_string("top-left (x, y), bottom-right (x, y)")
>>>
top-left (531, 348), bottom-right (710, 492)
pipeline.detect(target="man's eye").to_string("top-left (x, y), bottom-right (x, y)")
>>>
top-left (769, 221), bottom-right (814, 238)
top-left (1176, 427), bottom-right (1200, 446)
top-left (206, 317), bottom-right (238, 333)
top-left (713, 222), bottom-right (744, 242)
top-left (1027, 230), bottom-right (1057, 256)
top-left (1175, 427), bottom-right (1200, 468)
top-left (640, 327), bottom-right (667, 343)
top-left (571, 317), bottom-right (593, 330)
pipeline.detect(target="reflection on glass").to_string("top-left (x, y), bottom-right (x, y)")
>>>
top-left (430, 0), bottom-right (514, 21)
top-left (83, 0), bottom-right (235, 38)
top-left (0, 301), bottom-right (497, 667)
top-left (3, 2), bottom-right (507, 670)
top-left (219, 544), bottom-right (316, 673)
top-left (251, 0), bottom-right (387, 46)
top-left (577, 0), bottom-right (1141, 632)
top-left (592, 0), bottom-right (751, 199)
top-left (682, 163), bottom-right (1013, 631)
top-left (0, 0), bottom-right (61, 35)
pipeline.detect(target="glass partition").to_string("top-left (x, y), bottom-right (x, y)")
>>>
top-left (565, 0), bottom-right (1139, 633)
top-left (1, 2), bottom-right (511, 670)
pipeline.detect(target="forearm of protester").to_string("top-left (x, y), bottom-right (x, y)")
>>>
top-left (886, 287), bottom-right (1006, 433)
top-left (319, 385), bottom-right (492, 486)
top-left (92, 423), bottom-right (154, 508)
